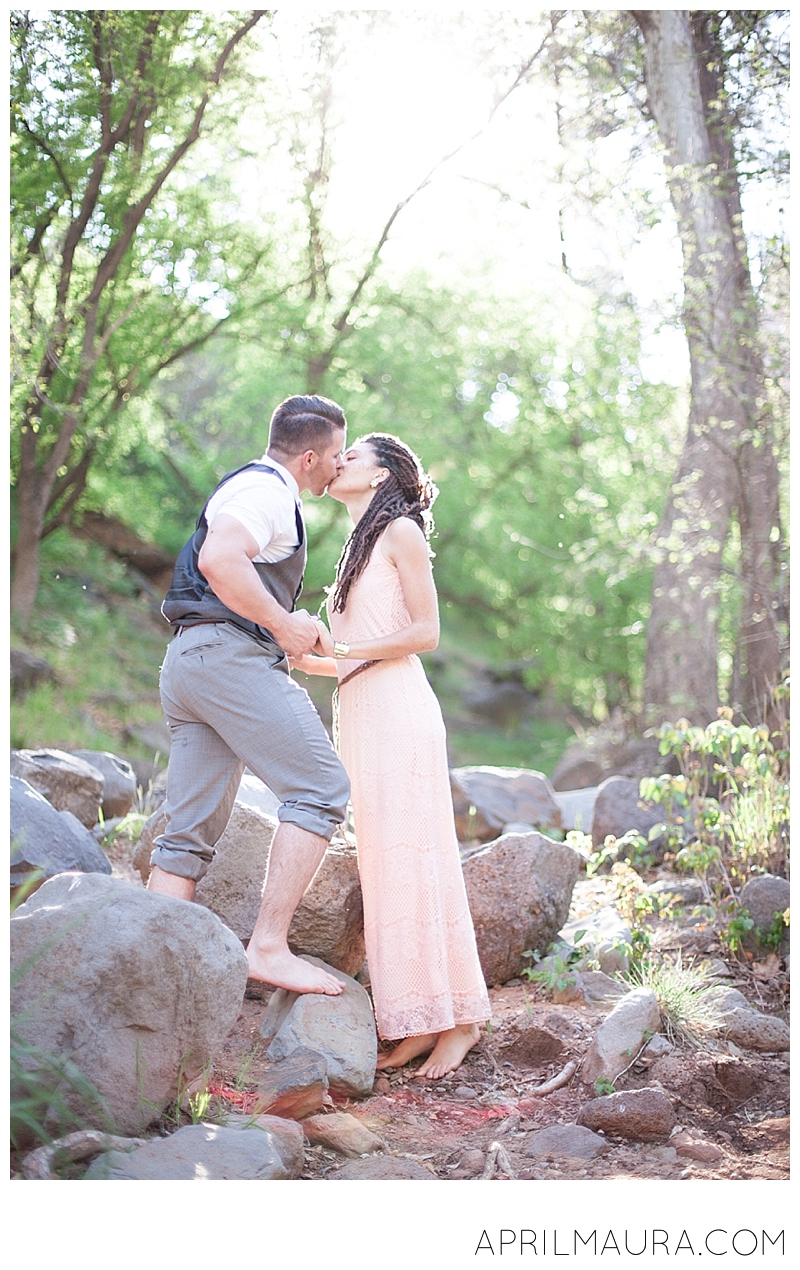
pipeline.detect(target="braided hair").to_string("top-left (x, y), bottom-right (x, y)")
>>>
top-left (331, 433), bottom-right (438, 614)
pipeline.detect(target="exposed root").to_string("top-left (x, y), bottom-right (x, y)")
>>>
top-left (20, 1129), bottom-right (147, 1179)
top-left (528, 1058), bottom-right (578, 1096)
top-left (481, 1139), bottom-right (517, 1180)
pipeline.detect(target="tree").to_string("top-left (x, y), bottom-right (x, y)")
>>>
top-left (629, 10), bottom-right (787, 725)
top-left (10, 9), bottom-right (268, 623)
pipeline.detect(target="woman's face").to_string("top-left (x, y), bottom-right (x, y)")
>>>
top-left (326, 440), bottom-right (385, 501)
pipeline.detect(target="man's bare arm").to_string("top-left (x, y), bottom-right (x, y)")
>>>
top-left (197, 514), bottom-right (321, 658)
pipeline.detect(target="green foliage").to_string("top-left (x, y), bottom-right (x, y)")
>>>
top-left (641, 703), bottom-right (790, 884)
top-left (587, 829), bottom-right (653, 877)
top-left (594, 1076), bottom-right (616, 1097)
top-left (521, 931), bottom-right (590, 993)
top-left (628, 957), bottom-right (719, 1049)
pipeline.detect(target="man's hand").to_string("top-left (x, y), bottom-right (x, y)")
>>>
top-left (274, 609), bottom-right (325, 659)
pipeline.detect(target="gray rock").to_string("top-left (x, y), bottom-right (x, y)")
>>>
top-left (70, 750), bottom-right (138, 820)
top-left (463, 832), bottom-right (581, 985)
top-left (327, 1156), bottom-right (435, 1179)
top-left (591, 776), bottom-right (663, 854)
top-left (11, 873), bottom-right (247, 1137)
top-left (11, 648), bottom-right (56, 698)
top-left (10, 748), bottom-right (104, 827)
top-left (551, 751), bottom-right (607, 793)
top-left (137, 798), bottom-right (365, 975)
top-left (739, 875), bottom-right (790, 947)
top-left (577, 1087), bottom-right (676, 1141)
top-left (10, 776), bottom-right (112, 891)
top-left (581, 971), bottom-right (628, 1005)
top-left (236, 771), bottom-right (281, 818)
top-left (84, 1119), bottom-right (302, 1180)
top-left (261, 957), bottom-right (377, 1099)
top-left (450, 766), bottom-right (562, 843)
top-left (644, 1033), bottom-right (673, 1058)
top-left (523, 1124), bottom-right (610, 1161)
top-left (721, 1009), bottom-right (790, 1053)
top-left (582, 987), bottom-right (662, 1087)
top-left (552, 787), bottom-right (597, 834)
top-left (560, 906), bottom-right (633, 977)
top-left (255, 1049), bottom-right (328, 1120)
top-left (302, 1111), bottom-right (384, 1157)
top-left (647, 877), bottom-right (706, 907)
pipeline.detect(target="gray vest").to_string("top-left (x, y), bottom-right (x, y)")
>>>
top-left (161, 462), bottom-right (306, 651)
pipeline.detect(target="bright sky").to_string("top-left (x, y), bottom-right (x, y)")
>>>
top-left (217, 8), bottom-right (786, 390)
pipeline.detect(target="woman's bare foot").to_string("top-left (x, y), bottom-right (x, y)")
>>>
top-left (246, 945), bottom-right (343, 995)
top-left (414, 1023), bottom-right (481, 1079)
top-left (375, 1033), bottom-right (437, 1070)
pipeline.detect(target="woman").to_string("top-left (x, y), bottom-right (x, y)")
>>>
top-left (293, 433), bottom-right (490, 1079)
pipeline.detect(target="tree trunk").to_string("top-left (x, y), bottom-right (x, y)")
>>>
top-left (633, 9), bottom-right (784, 726)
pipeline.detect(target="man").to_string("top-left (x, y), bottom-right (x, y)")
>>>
top-left (148, 394), bottom-right (350, 996)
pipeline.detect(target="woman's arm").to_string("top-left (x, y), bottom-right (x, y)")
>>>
top-left (289, 653), bottom-right (338, 677)
top-left (322, 517), bottom-right (440, 662)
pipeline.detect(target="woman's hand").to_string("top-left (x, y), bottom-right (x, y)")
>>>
top-left (313, 621), bottom-right (335, 657)
top-left (288, 651), bottom-right (337, 677)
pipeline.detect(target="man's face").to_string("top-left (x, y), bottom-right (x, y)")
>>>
top-left (303, 427), bottom-right (346, 496)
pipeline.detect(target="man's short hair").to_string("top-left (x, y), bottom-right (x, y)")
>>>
top-left (269, 395), bottom-right (346, 456)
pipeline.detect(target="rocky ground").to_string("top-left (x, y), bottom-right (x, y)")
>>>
top-left (205, 874), bottom-right (790, 1183)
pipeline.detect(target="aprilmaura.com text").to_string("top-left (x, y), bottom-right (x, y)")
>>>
top-left (474, 1230), bottom-right (785, 1257)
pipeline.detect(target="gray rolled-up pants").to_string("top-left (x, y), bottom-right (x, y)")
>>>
top-left (151, 621), bottom-right (350, 882)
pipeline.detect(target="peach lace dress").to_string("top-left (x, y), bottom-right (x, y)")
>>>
top-left (330, 530), bottom-right (490, 1041)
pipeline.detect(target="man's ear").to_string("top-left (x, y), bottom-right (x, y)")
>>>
top-left (301, 449), bottom-right (318, 470)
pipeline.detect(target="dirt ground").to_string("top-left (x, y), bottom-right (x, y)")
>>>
top-left (207, 870), bottom-right (789, 1182)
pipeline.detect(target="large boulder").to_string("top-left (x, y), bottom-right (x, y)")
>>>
top-left (255, 1049), bottom-right (329, 1120)
top-left (136, 792), bottom-right (365, 975)
top-left (450, 766), bottom-right (562, 842)
top-left (84, 1117), bottom-right (303, 1180)
top-left (10, 748), bottom-right (104, 828)
top-left (551, 749), bottom-right (606, 792)
top-left (70, 750), bottom-right (138, 820)
top-left (260, 957), bottom-right (377, 1099)
top-left (581, 987), bottom-right (662, 1087)
top-left (10, 776), bottom-right (112, 892)
top-left (590, 776), bottom-right (663, 852)
top-left (462, 832), bottom-right (581, 986)
top-left (11, 873), bottom-right (247, 1137)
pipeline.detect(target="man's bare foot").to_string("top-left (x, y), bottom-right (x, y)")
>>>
top-left (375, 1033), bottom-right (437, 1070)
top-left (414, 1023), bottom-right (481, 1080)
top-left (246, 945), bottom-right (343, 995)
top-left (146, 865), bottom-right (195, 902)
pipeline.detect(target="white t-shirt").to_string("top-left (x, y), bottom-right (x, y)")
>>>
top-left (204, 456), bottom-right (302, 564)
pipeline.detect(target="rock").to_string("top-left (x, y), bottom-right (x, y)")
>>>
top-left (302, 1111), bottom-right (384, 1157)
top-left (552, 787), bottom-right (597, 834)
top-left (590, 776), bottom-right (663, 853)
top-left (582, 987), bottom-right (662, 1087)
top-left (11, 648), bottom-right (56, 697)
top-left (739, 875), bottom-right (790, 949)
top-left (11, 873), bottom-right (247, 1137)
top-left (551, 751), bottom-right (607, 792)
top-left (254, 1049), bottom-right (328, 1120)
top-left (581, 971), bottom-right (628, 1005)
top-left (449, 1146), bottom-right (486, 1178)
top-left (260, 957), bottom-right (377, 1099)
top-left (236, 771), bottom-right (281, 818)
top-left (523, 1124), bottom-right (610, 1161)
top-left (721, 1008), bottom-right (790, 1052)
top-left (560, 906), bottom-right (633, 977)
top-left (643, 1033), bottom-right (673, 1058)
top-left (70, 750), bottom-right (138, 820)
top-left (670, 1131), bottom-right (724, 1163)
top-left (123, 720), bottom-right (172, 756)
top-left (287, 838), bottom-right (365, 978)
top-left (10, 776), bottom-right (112, 892)
top-left (498, 1021), bottom-right (564, 1068)
top-left (84, 1119), bottom-right (303, 1180)
top-left (705, 985), bottom-right (790, 1051)
top-left (577, 1087), bottom-right (676, 1140)
top-left (450, 766), bottom-right (562, 843)
top-left (136, 799), bottom-right (365, 975)
top-left (463, 832), bottom-right (581, 985)
top-left (647, 877), bottom-right (706, 907)
top-left (10, 748), bottom-right (104, 827)
top-left (327, 1156), bottom-right (435, 1179)
top-left (462, 681), bottom-right (534, 727)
